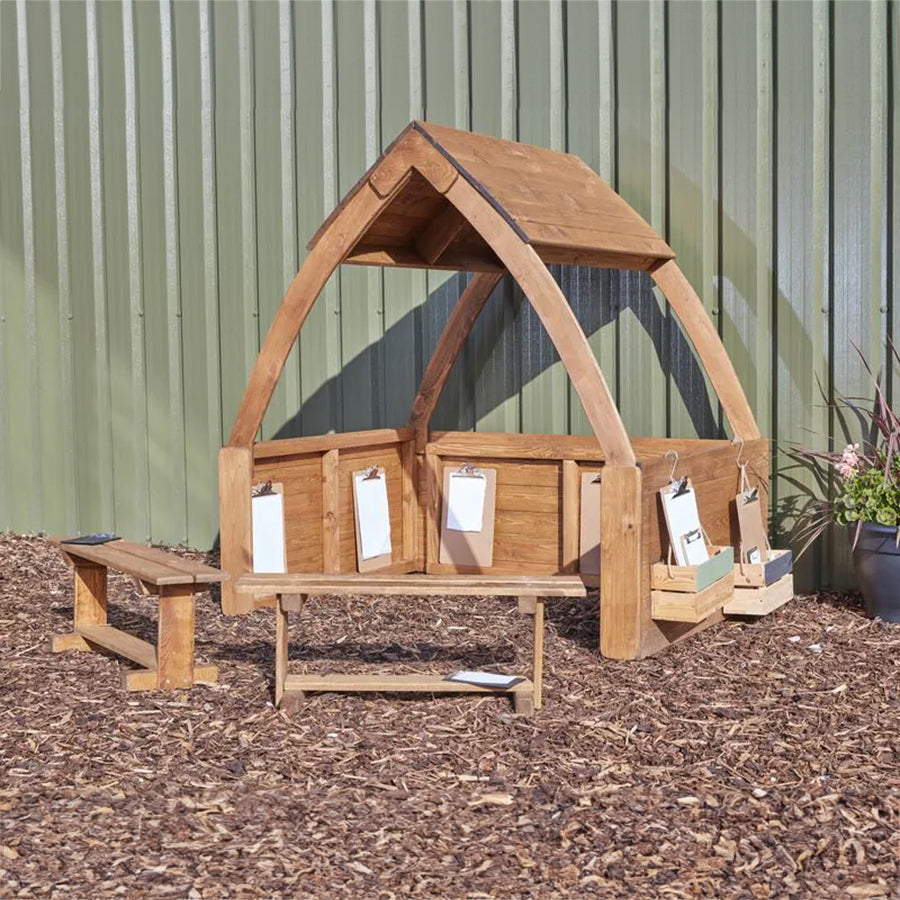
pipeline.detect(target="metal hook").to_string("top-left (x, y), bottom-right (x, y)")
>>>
top-left (665, 449), bottom-right (679, 482)
top-left (734, 438), bottom-right (745, 469)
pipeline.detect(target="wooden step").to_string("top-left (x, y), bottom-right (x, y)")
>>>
top-left (283, 673), bottom-right (532, 694)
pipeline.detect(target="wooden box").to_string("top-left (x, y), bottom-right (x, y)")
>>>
top-left (733, 548), bottom-right (792, 587)
top-left (724, 572), bottom-right (794, 616)
top-left (650, 546), bottom-right (734, 623)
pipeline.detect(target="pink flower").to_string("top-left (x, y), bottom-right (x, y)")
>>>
top-left (835, 443), bottom-right (861, 479)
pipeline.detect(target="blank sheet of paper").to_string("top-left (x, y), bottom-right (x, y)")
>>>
top-left (660, 482), bottom-right (709, 567)
top-left (353, 473), bottom-right (392, 560)
top-left (446, 473), bottom-right (487, 532)
top-left (252, 491), bottom-right (286, 574)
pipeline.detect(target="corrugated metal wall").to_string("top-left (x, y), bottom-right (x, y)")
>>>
top-left (0, 0), bottom-right (896, 589)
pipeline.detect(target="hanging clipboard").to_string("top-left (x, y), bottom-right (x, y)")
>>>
top-left (579, 471), bottom-right (602, 576)
top-left (439, 464), bottom-right (497, 567)
top-left (352, 467), bottom-right (393, 572)
top-left (251, 482), bottom-right (287, 574)
top-left (659, 477), bottom-right (710, 568)
top-left (735, 485), bottom-right (770, 565)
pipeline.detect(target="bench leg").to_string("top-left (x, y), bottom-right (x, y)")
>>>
top-left (51, 562), bottom-right (108, 654)
top-left (275, 596), bottom-right (288, 707)
top-left (532, 598), bottom-right (544, 710)
top-left (157, 587), bottom-right (195, 690)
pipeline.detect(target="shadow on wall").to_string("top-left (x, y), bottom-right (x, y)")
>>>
top-left (268, 266), bottom-right (720, 444)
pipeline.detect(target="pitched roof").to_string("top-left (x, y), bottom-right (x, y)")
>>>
top-left (309, 121), bottom-right (675, 271)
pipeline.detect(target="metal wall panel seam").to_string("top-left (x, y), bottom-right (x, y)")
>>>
top-left (122, 0), bottom-right (151, 541)
top-left (199, 0), bottom-right (223, 459)
top-left (86, 0), bottom-right (115, 528)
top-left (893, 0), bottom-right (900, 406)
top-left (811, 0), bottom-right (832, 584)
top-left (49, 0), bottom-right (78, 533)
top-left (500, 0), bottom-right (516, 141)
top-left (701, 0), bottom-right (720, 433)
top-left (549, 0), bottom-right (564, 153)
top-left (870, 0), bottom-right (888, 368)
top-left (364, 0), bottom-right (385, 427)
top-left (453, 0), bottom-right (469, 131)
top-left (0, 2), bottom-right (14, 529)
top-left (15, 0), bottom-right (43, 528)
top-left (238, 0), bottom-right (259, 413)
top-left (408, 0), bottom-right (423, 119)
top-left (320, 0), bottom-right (342, 432)
top-left (648, 0), bottom-right (667, 436)
top-left (756, 0), bottom-right (773, 441)
top-left (279, 0), bottom-right (300, 421)
top-left (159, 0), bottom-right (188, 541)
top-left (597, 0), bottom-right (615, 185)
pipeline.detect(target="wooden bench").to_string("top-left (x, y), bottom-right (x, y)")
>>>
top-left (51, 539), bottom-right (227, 692)
top-left (235, 573), bottom-right (587, 715)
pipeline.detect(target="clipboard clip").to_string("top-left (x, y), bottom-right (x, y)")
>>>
top-left (361, 465), bottom-right (382, 481)
top-left (671, 475), bottom-right (690, 498)
top-left (742, 485), bottom-right (759, 504)
top-left (252, 480), bottom-right (274, 497)
top-left (455, 463), bottom-right (484, 478)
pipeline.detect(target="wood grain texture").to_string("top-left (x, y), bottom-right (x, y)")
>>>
top-left (600, 466), bottom-right (643, 659)
top-left (254, 428), bottom-right (412, 460)
top-left (219, 445), bottom-right (253, 614)
top-left (415, 202), bottom-right (469, 264)
top-left (561, 460), bottom-right (580, 574)
top-left (321, 449), bottom-right (340, 573)
top-left (408, 273), bottom-right (504, 450)
top-left (424, 451), bottom-right (441, 573)
top-left (78, 625), bottom-right (157, 670)
top-left (283, 673), bottom-right (533, 694)
top-left (532, 598), bottom-right (545, 710)
top-left (724, 573), bottom-right (794, 616)
top-left (73, 563), bottom-right (107, 629)
top-left (650, 259), bottom-right (761, 441)
top-left (400, 440), bottom-right (417, 563)
top-left (236, 573), bottom-right (586, 598)
top-left (275, 597), bottom-right (289, 707)
top-left (651, 571), bottom-right (734, 623)
top-left (157, 587), bottom-right (195, 690)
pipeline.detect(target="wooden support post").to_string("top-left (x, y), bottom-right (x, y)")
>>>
top-left (561, 460), bottom-right (580, 574)
top-left (322, 448), bottom-right (340, 573)
top-left (400, 440), bottom-right (417, 565)
top-left (275, 596), bottom-right (288, 707)
top-left (424, 451), bottom-right (441, 573)
top-left (533, 598), bottom-right (545, 710)
top-left (157, 587), bottom-right (195, 690)
top-left (74, 562), bottom-right (108, 629)
top-left (219, 445), bottom-right (253, 614)
top-left (599, 466), bottom-right (643, 660)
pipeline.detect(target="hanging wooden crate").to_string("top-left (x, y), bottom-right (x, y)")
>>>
top-left (732, 548), bottom-right (793, 588)
top-left (724, 572), bottom-right (794, 617)
top-left (650, 546), bottom-right (734, 623)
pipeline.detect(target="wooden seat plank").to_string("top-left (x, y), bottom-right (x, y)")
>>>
top-left (111, 540), bottom-right (226, 583)
top-left (78, 624), bottom-right (158, 670)
top-left (236, 573), bottom-right (586, 599)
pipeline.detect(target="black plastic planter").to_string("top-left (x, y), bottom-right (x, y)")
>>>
top-left (851, 522), bottom-right (900, 622)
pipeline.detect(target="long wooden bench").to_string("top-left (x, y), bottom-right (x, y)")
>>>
top-left (51, 539), bottom-right (227, 691)
top-left (235, 573), bottom-right (587, 715)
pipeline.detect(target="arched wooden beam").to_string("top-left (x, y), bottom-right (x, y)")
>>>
top-left (408, 272), bottom-right (504, 450)
top-left (228, 182), bottom-right (401, 447)
top-left (650, 259), bottom-right (761, 441)
top-left (441, 173), bottom-right (636, 467)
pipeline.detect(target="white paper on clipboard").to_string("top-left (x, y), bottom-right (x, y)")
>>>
top-left (660, 481), bottom-right (709, 567)
top-left (251, 490), bottom-right (286, 574)
top-left (353, 472), bottom-right (392, 560)
top-left (446, 472), bottom-right (487, 532)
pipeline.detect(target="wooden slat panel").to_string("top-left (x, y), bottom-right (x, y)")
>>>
top-left (61, 541), bottom-right (195, 587)
top-left (253, 428), bottom-right (413, 460)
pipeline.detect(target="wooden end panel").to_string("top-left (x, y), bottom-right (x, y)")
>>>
top-left (253, 451), bottom-right (324, 573)
top-left (637, 439), bottom-right (769, 657)
top-left (337, 444), bottom-right (406, 572)
top-left (219, 446), bottom-right (253, 615)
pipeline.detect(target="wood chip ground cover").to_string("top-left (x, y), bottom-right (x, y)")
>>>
top-left (1, 533), bottom-right (897, 899)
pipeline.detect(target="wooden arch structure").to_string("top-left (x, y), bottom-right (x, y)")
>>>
top-left (220, 122), bottom-right (768, 660)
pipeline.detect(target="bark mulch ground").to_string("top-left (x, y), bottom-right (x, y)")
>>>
top-left (1, 533), bottom-right (898, 899)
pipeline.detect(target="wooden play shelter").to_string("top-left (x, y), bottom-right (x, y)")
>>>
top-left (219, 121), bottom-right (769, 661)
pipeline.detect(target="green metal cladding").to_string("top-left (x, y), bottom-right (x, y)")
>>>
top-left (0, 0), bottom-right (897, 591)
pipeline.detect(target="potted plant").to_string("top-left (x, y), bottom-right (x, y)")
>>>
top-left (796, 353), bottom-right (900, 622)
